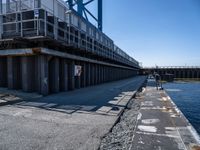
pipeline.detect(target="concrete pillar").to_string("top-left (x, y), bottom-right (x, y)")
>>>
top-left (68, 60), bottom-right (75, 90)
top-left (60, 59), bottom-right (68, 91)
top-left (0, 57), bottom-right (7, 87)
top-left (21, 56), bottom-right (35, 92)
top-left (37, 55), bottom-right (49, 95)
top-left (94, 64), bottom-right (97, 85)
top-left (86, 63), bottom-right (91, 86)
top-left (106, 66), bottom-right (108, 82)
top-left (109, 67), bottom-right (111, 81)
top-left (101, 65), bottom-right (104, 83)
top-left (109, 67), bottom-right (112, 81)
top-left (96, 64), bottom-right (99, 84)
top-left (102, 66), bottom-right (105, 82)
top-left (75, 62), bottom-right (81, 89)
top-left (99, 65), bottom-right (101, 84)
top-left (90, 64), bottom-right (94, 85)
top-left (49, 57), bottom-right (59, 93)
top-left (7, 56), bottom-right (21, 89)
top-left (81, 62), bottom-right (86, 88)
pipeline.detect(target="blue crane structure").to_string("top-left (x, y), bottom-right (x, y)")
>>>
top-left (66, 0), bottom-right (103, 31)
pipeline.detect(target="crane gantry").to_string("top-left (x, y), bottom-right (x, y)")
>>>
top-left (66, 0), bottom-right (103, 31)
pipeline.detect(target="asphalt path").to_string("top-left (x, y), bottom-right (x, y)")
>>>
top-left (0, 76), bottom-right (146, 150)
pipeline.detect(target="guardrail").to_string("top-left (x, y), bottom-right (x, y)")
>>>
top-left (0, 0), bottom-right (139, 68)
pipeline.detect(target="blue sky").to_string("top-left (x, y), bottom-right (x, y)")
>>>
top-left (86, 0), bottom-right (200, 67)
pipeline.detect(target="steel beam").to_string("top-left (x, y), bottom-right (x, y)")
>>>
top-left (98, 0), bottom-right (102, 31)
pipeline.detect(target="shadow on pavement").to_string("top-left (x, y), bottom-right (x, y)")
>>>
top-left (0, 76), bottom-right (147, 115)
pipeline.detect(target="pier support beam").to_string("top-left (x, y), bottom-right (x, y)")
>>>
top-left (75, 62), bottom-right (81, 89)
top-left (7, 56), bottom-right (21, 89)
top-left (68, 60), bottom-right (75, 90)
top-left (0, 57), bottom-right (7, 87)
top-left (37, 55), bottom-right (49, 95)
top-left (81, 62), bottom-right (86, 88)
top-left (95, 64), bottom-right (98, 85)
top-left (86, 63), bottom-right (91, 86)
top-left (49, 57), bottom-right (60, 93)
top-left (90, 64), bottom-right (94, 85)
top-left (21, 56), bottom-right (35, 92)
top-left (60, 59), bottom-right (68, 91)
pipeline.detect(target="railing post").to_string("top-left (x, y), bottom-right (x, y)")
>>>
top-left (20, 12), bottom-right (23, 37)
top-left (44, 10), bottom-right (47, 36)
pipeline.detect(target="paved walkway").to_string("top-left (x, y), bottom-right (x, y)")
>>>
top-left (0, 76), bottom-right (146, 150)
top-left (131, 79), bottom-right (200, 150)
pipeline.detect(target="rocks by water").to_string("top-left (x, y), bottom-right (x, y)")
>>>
top-left (99, 94), bottom-right (141, 150)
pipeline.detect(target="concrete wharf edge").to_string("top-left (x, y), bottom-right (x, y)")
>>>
top-left (130, 79), bottom-right (200, 150)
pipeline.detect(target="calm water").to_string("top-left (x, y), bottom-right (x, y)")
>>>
top-left (163, 81), bottom-right (200, 135)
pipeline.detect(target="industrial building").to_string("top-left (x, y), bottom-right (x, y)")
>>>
top-left (0, 0), bottom-right (140, 95)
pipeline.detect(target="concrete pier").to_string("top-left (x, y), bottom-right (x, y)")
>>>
top-left (100, 78), bottom-right (200, 150)
top-left (130, 79), bottom-right (200, 150)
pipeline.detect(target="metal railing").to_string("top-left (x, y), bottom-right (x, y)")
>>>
top-left (0, 1), bottom-right (139, 68)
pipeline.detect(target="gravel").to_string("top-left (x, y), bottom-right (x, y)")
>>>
top-left (99, 93), bottom-right (141, 150)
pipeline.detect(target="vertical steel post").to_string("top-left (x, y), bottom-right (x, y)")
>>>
top-left (6, 0), bottom-right (10, 13)
top-left (68, 0), bottom-right (73, 10)
top-left (98, 0), bottom-right (102, 31)
top-left (0, 0), bottom-right (2, 14)
top-left (77, 0), bottom-right (83, 16)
